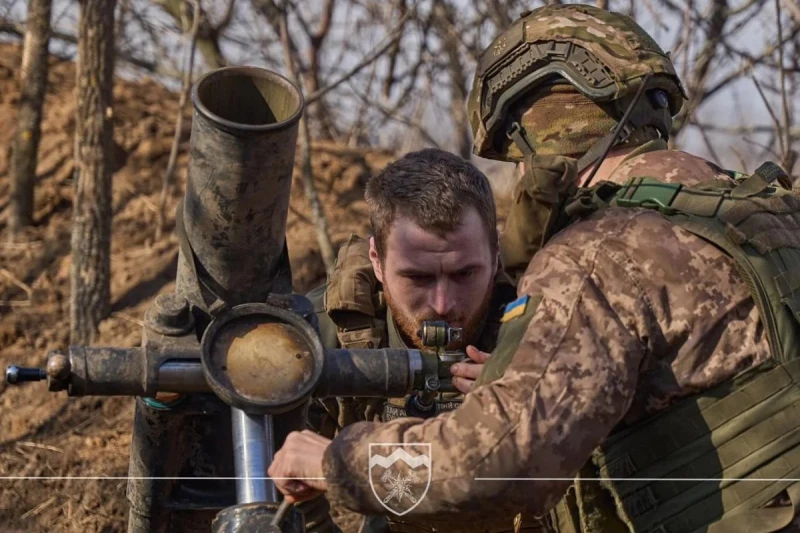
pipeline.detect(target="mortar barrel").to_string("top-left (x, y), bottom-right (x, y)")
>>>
top-left (178, 66), bottom-right (304, 309)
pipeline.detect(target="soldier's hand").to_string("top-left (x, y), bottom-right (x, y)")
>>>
top-left (269, 430), bottom-right (330, 504)
top-left (450, 345), bottom-right (490, 394)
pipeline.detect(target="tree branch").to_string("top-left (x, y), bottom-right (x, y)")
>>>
top-left (752, 75), bottom-right (786, 156)
top-left (0, 20), bottom-right (180, 77)
top-left (783, 0), bottom-right (800, 24)
top-left (216, 0), bottom-right (237, 31)
top-left (692, 122), bottom-right (800, 136)
top-left (153, 0), bottom-right (227, 68)
top-left (671, 0), bottom-right (729, 136)
top-left (702, 21), bottom-right (800, 100)
top-left (347, 77), bottom-right (442, 149)
top-left (382, 0), bottom-right (407, 99)
top-left (306, 8), bottom-right (412, 105)
top-left (312, 0), bottom-right (335, 42)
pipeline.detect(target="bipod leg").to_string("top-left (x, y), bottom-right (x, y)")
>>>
top-left (126, 396), bottom-right (237, 532)
top-left (212, 405), bottom-right (308, 533)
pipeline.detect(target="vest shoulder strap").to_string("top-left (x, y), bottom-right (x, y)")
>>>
top-left (608, 161), bottom-right (800, 363)
top-left (324, 233), bottom-right (387, 349)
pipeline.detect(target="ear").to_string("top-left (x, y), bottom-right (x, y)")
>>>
top-left (369, 236), bottom-right (384, 283)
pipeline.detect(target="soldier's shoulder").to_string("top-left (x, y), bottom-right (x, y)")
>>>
top-left (524, 203), bottom-right (709, 292)
top-left (611, 149), bottom-right (735, 186)
top-left (305, 282), bottom-right (341, 349)
top-left (534, 149), bottom-right (739, 264)
top-left (550, 204), bottom-right (673, 252)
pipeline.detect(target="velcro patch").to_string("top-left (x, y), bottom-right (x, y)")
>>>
top-left (501, 294), bottom-right (530, 323)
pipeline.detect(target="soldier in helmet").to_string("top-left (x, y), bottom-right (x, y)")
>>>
top-left (271, 4), bottom-right (800, 533)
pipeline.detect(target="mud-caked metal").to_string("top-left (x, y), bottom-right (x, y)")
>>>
top-left (3, 64), bottom-right (465, 533)
top-left (129, 66), bottom-right (308, 533)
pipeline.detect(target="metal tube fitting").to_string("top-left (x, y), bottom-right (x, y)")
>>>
top-left (232, 410), bottom-right (277, 504)
top-left (64, 346), bottom-right (144, 396)
top-left (313, 348), bottom-right (424, 398)
top-left (5, 366), bottom-right (46, 383)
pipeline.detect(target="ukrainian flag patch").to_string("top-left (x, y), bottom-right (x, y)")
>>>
top-left (501, 294), bottom-right (530, 323)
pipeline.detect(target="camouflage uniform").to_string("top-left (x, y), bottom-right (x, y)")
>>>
top-left (306, 234), bottom-right (519, 533)
top-left (314, 5), bottom-right (800, 533)
top-left (320, 144), bottom-right (800, 533)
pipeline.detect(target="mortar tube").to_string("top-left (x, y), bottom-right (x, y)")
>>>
top-left (176, 66), bottom-right (304, 310)
top-left (126, 66), bottom-right (305, 533)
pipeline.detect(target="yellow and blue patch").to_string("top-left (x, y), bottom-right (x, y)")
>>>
top-left (501, 294), bottom-right (530, 323)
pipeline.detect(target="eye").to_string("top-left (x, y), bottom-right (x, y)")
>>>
top-left (405, 274), bottom-right (433, 284)
top-left (454, 268), bottom-right (476, 280)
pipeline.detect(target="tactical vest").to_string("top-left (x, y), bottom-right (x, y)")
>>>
top-left (323, 234), bottom-right (516, 423)
top-left (479, 161), bottom-right (800, 533)
top-left (320, 235), bottom-right (536, 533)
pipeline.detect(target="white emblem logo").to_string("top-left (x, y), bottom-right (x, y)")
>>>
top-left (368, 443), bottom-right (432, 516)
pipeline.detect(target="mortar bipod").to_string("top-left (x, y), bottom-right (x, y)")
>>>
top-left (4, 62), bottom-right (469, 533)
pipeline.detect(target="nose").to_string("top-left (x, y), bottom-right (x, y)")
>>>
top-left (430, 279), bottom-right (455, 318)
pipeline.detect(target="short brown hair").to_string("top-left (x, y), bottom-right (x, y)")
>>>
top-left (365, 148), bottom-right (497, 259)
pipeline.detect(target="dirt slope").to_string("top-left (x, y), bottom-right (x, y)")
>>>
top-left (0, 42), bottom-right (397, 532)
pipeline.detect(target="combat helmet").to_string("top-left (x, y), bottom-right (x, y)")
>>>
top-left (468, 3), bottom-right (687, 171)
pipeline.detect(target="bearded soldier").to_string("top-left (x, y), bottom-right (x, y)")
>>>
top-left (306, 148), bottom-right (516, 431)
top-left (303, 148), bottom-right (518, 533)
top-left (272, 4), bottom-right (800, 533)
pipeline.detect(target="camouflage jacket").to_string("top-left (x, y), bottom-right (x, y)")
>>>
top-left (319, 148), bottom-right (788, 530)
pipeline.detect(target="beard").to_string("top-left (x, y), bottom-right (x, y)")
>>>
top-left (384, 278), bottom-right (496, 351)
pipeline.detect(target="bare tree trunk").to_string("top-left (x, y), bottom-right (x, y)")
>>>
top-left (382, 0), bottom-right (407, 99)
top-left (8, 0), bottom-right (52, 239)
top-left (304, 0), bottom-right (339, 140)
top-left (155, 0), bottom-right (229, 68)
top-left (156, 0), bottom-right (200, 241)
top-left (775, 0), bottom-right (797, 175)
top-left (278, 7), bottom-right (336, 274)
top-left (400, 78), bottom-right (432, 154)
top-left (71, 0), bottom-right (116, 346)
top-left (299, 115), bottom-right (336, 274)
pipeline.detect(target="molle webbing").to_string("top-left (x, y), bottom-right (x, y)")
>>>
top-left (552, 162), bottom-right (800, 533)
top-left (589, 358), bottom-right (800, 533)
top-left (324, 234), bottom-right (387, 350)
